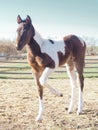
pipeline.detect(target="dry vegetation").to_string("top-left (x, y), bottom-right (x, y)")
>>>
top-left (0, 40), bottom-right (17, 56)
top-left (0, 78), bottom-right (98, 130)
top-left (86, 46), bottom-right (98, 56)
top-left (0, 40), bottom-right (26, 57)
top-left (0, 40), bottom-right (98, 57)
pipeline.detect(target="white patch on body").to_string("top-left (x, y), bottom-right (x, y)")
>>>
top-left (34, 30), bottom-right (44, 48)
top-left (34, 30), bottom-right (65, 68)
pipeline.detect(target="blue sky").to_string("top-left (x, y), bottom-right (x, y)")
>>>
top-left (0, 0), bottom-right (98, 40)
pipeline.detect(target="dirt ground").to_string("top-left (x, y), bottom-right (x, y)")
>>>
top-left (0, 78), bottom-right (98, 130)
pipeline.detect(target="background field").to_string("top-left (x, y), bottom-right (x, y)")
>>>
top-left (0, 45), bottom-right (98, 129)
top-left (0, 56), bottom-right (98, 79)
top-left (0, 78), bottom-right (98, 130)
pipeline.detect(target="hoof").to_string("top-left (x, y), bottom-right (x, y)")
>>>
top-left (35, 119), bottom-right (42, 123)
top-left (68, 109), bottom-right (73, 114)
top-left (68, 111), bottom-right (72, 114)
top-left (77, 111), bottom-right (82, 115)
top-left (35, 117), bottom-right (42, 123)
top-left (59, 93), bottom-right (63, 97)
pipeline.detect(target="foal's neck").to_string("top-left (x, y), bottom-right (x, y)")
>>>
top-left (27, 30), bottom-right (44, 57)
top-left (33, 30), bottom-right (44, 48)
top-left (27, 38), bottom-right (41, 56)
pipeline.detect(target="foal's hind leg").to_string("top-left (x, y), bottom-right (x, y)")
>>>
top-left (75, 61), bottom-right (84, 114)
top-left (66, 62), bottom-right (77, 113)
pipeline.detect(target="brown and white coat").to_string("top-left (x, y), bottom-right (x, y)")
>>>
top-left (16, 15), bottom-right (86, 122)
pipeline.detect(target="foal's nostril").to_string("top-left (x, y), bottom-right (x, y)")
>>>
top-left (16, 44), bottom-right (21, 50)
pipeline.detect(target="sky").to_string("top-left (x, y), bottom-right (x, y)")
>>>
top-left (0, 0), bottom-right (98, 40)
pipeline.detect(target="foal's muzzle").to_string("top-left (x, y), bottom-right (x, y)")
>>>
top-left (16, 44), bottom-right (22, 51)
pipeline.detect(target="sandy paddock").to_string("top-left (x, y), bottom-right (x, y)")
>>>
top-left (0, 78), bottom-right (98, 130)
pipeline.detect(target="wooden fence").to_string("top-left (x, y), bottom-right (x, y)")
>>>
top-left (0, 56), bottom-right (98, 79)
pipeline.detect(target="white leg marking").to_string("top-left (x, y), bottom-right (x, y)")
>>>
top-left (77, 89), bottom-right (83, 115)
top-left (68, 84), bottom-right (76, 113)
top-left (76, 75), bottom-right (83, 114)
top-left (66, 65), bottom-right (77, 113)
top-left (36, 98), bottom-right (44, 122)
top-left (39, 67), bottom-right (55, 86)
top-left (45, 83), bottom-right (63, 97)
top-left (39, 67), bottom-right (62, 97)
top-left (36, 67), bottom-right (54, 122)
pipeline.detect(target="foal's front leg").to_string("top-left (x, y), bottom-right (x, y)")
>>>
top-left (35, 67), bottom-right (55, 122)
top-left (35, 76), bottom-right (44, 122)
top-left (45, 83), bottom-right (63, 97)
top-left (39, 67), bottom-right (63, 96)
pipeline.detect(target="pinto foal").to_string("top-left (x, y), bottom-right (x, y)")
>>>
top-left (16, 15), bottom-right (86, 122)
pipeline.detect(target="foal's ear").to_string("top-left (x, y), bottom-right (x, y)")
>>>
top-left (26, 15), bottom-right (32, 24)
top-left (17, 15), bottom-right (22, 24)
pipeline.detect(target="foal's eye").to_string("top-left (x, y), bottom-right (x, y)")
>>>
top-left (24, 24), bottom-right (30, 30)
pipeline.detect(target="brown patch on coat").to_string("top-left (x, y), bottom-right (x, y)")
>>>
top-left (63, 35), bottom-right (86, 63)
top-left (57, 45), bottom-right (70, 66)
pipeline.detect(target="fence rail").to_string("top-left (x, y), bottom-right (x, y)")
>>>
top-left (0, 56), bottom-right (98, 79)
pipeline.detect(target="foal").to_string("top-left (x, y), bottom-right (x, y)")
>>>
top-left (16, 15), bottom-right (86, 122)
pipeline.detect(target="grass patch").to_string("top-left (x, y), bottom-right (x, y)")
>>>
top-left (0, 56), bottom-right (98, 79)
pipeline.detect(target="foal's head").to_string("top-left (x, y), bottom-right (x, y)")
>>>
top-left (16, 15), bottom-right (35, 50)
